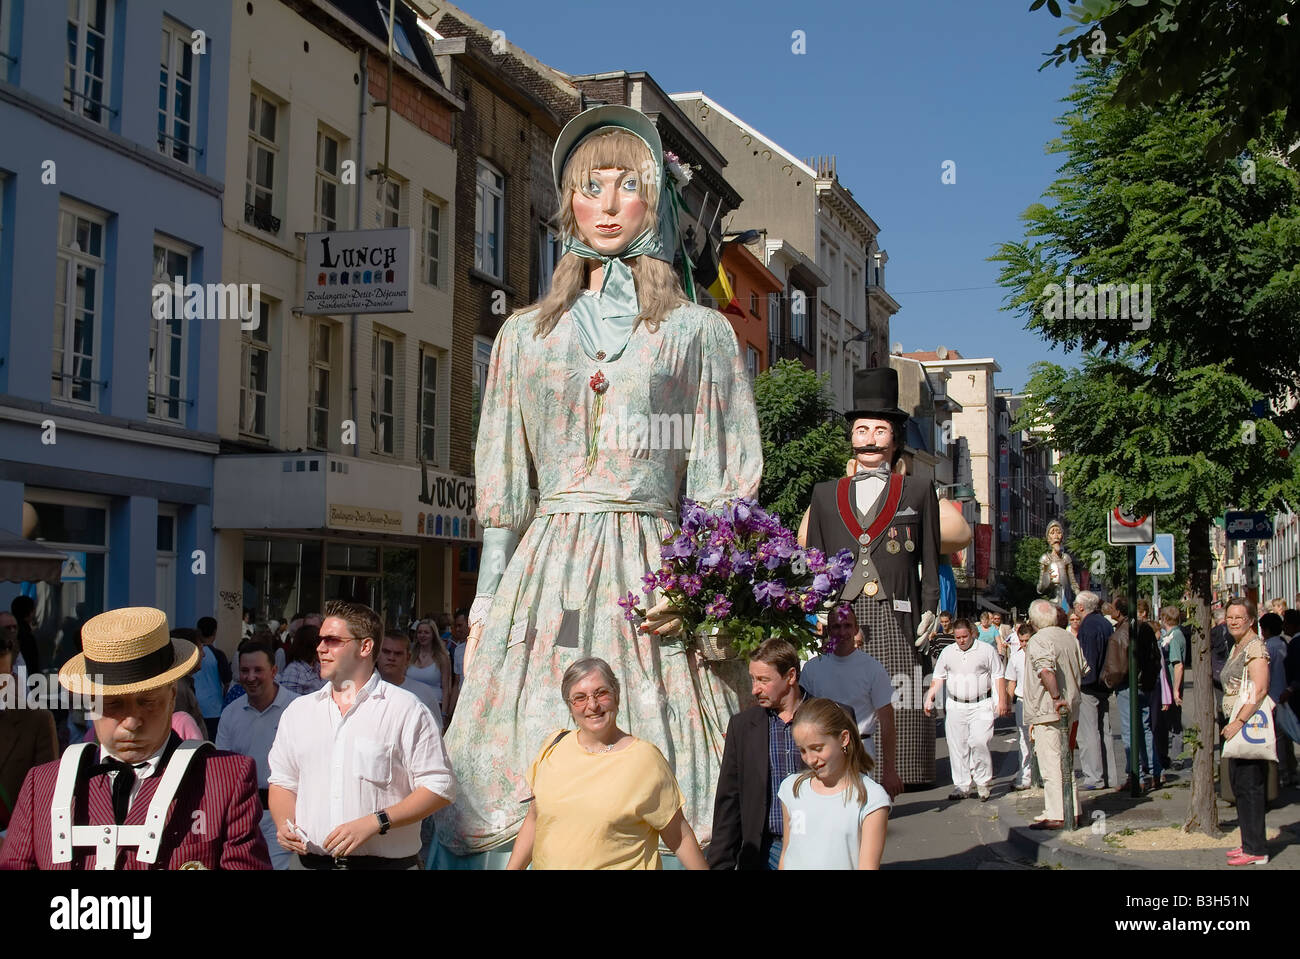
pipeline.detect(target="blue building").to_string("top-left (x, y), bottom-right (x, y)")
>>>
top-left (0, 0), bottom-right (231, 668)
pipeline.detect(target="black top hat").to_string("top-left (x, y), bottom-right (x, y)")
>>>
top-left (844, 368), bottom-right (910, 425)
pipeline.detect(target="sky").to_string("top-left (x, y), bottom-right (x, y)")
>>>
top-left (456, 0), bottom-right (1086, 392)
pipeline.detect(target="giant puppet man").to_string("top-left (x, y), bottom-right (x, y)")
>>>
top-left (801, 368), bottom-right (941, 787)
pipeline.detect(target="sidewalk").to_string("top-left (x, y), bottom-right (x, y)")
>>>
top-left (995, 758), bottom-right (1300, 870)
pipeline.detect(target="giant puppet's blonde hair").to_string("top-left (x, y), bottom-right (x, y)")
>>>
top-left (528, 128), bottom-right (689, 339)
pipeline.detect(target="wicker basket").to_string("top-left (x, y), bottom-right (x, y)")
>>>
top-left (695, 625), bottom-right (738, 662)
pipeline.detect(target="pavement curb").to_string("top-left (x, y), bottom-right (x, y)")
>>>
top-left (995, 789), bottom-right (1151, 870)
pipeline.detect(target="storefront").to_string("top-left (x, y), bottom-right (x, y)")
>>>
top-left (0, 416), bottom-right (218, 669)
top-left (213, 452), bottom-right (480, 641)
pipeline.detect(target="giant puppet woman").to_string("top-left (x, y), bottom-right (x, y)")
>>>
top-left (433, 106), bottom-right (763, 864)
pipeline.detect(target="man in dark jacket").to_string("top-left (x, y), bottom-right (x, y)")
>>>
top-left (1074, 591), bottom-right (1118, 790)
top-left (709, 639), bottom-right (805, 871)
top-left (709, 639), bottom-right (858, 870)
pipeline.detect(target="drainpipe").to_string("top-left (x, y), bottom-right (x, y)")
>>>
top-left (350, 47), bottom-right (369, 457)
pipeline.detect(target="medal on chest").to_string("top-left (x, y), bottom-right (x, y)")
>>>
top-left (887, 527), bottom-right (901, 554)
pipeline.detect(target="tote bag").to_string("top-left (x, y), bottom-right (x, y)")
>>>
top-left (1222, 692), bottom-right (1278, 761)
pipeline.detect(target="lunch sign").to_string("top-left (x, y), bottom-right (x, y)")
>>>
top-left (303, 228), bottom-right (414, 315)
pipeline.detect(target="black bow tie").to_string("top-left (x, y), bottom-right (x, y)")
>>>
top-left (93, 757), bottom-right (149, 825)
top-left (852, 466), bottom-right (893, 482)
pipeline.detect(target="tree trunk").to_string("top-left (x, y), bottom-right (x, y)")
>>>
top-left (1183, 514), bottom-right (1220, 836)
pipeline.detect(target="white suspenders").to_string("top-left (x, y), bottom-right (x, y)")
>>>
top-left (51, 740), bottom-right (213, 869)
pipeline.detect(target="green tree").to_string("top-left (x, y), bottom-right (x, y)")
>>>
top-left (1032, 0), bottom-right (1300, 159)
top-left (1004, 535), bottom-right (1050, 611)
top-left (753, 360), bottom-right (851, 527)
top-left (994, 58), bottom-right (1300, 834)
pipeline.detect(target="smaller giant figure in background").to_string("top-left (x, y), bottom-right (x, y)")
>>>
top-left (1038, 519), bottom-right (1080, 612)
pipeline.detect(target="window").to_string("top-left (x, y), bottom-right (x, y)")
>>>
top-left (791, 287), bottom-right (807, 348)
top-left (417, 348), bottom-right (438, 463)
top-left (372, 331), bottom-right (396, 454)
top-left (240, 300), bottom-right (271, 438)
top-left (315, 129), bottom-right (343, 231)
top-left (376, 0), bottom-right (420, 63)
top-left (0, 0), bottom-right (15, 74)
top-left (149, 239), bottom-right (191, 422)
top-left (245, 89), bottom-right (281, 233)
top-left (378, 178), bottom-right (402, 229)
top-left (421, 194), bottom-right (442, 286)
top-left (537, 225), bottom-right (561, 297)
top-left (309, 320), bottom-right (332, 449)
top-left (746, 346), bottom-right (759, 379)
top-left (475, 159), bottom-right (504, 279)
top-left (65, 0), bottom-right (112, 125)
top-left (768, 291), bottom-right (780, 343)
top-left (749, 291), bottom-right (759, 317)
top-left (52, 202), bottom-right (107, 405)
top-left (158, 20), bottom-right (197, 165)
top-left (471, 335), bottom-right (492, 452)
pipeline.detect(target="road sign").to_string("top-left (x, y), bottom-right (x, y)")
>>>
top-left (1224, 511), bottom-right (1274, 540)
top-left (1136, 534), bottom-right (1175, 575)
top-left (60, 551), bottom-right (86, 583)
top-left (1107, 506), bottom-right (1154, 546)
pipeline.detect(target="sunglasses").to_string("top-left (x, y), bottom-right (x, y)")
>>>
top-left (318, 633), bottom-right (360, 648)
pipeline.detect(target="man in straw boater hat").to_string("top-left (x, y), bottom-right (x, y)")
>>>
top-left (0, 607), bottom-right (271, 869)
top-left (799, 367), bottom-right (942, 789)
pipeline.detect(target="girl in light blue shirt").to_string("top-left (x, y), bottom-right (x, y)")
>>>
top-left (779, 698), bottom-right (891, 870)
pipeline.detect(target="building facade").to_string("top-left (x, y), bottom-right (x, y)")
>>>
top-left (211, 0), bottom-right (467, 641)
top-left (902, 349), bottom-right (1001, 591)
top-left (668, 93), bottom-right (825, 375)
top-left (721, 242), bottom-right (782, 377)
top-left (0, 0), bottom-right (231, 659)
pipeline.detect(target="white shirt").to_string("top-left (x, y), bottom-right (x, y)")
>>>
top-left (853, 474), bottom-right (886, 516)
top-left (215, 683), bottom-right (298, 787)
top-left (933, 641), bottom-right (1004, 704)
top-left (1004, 647), bottom-right (1026, 701)
top-left (799, 649), bottom-right (894, 758)
top-left (400, 677), bottom-right (442, 730)
top-left (267, 670), bottom-right (457, 858)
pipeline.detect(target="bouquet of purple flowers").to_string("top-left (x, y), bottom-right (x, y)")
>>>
top-left (619, 497), bottom-right (856, 659)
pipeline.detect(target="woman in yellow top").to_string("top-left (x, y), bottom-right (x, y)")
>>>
top-left (506, 658), bottom-right (707, 870)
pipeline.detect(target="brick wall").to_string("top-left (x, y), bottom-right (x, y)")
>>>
top-left (367, 68), bottom-right (454, 144)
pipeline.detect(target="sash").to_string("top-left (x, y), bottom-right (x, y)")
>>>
top-left (835, 474), bottom-right (904, 547)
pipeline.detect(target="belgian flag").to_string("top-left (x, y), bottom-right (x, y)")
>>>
top-left (693, 238), bottom-right (743, 317)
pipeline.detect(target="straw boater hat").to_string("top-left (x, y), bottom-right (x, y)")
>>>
top-left (59, 606), bottom-right (200, 697)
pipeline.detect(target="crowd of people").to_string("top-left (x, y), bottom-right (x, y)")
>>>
top-left (919, 591), bottom-right (1300, 866)
top-left (3, 588), bottom-right (1297, 870)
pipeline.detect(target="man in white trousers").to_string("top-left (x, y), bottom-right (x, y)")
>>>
top-left (925, 619), bottom-right (1004, 801)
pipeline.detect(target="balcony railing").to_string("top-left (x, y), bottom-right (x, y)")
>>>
top-left (244, 202), bottom-right (281, 234)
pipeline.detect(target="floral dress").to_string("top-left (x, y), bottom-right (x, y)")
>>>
top-left (435, 302), bottom-right (762, 856)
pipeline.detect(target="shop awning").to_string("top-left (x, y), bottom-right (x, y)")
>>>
top-left (976, 596), bottom-right (1009, 615)
top-left (0, 529), bottom-right (67, 583)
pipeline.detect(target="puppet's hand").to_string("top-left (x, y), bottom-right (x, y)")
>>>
top-left (640, 597), bottom-right (685, 638)
top-left (915, 610), bottom-right (937, 648)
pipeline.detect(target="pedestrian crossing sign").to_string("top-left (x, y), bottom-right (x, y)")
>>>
top-left (60, 551), bottom-right (86, 583)
top-left (1136, 534), bottom-right (1174, 576)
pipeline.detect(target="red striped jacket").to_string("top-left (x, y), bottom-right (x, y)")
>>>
top-left (0, 737), bottom-right (271, 870)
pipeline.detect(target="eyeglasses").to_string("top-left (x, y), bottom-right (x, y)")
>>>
top-left (318, 633), bottom-right (359, 648)
top-left (569, 688), bottom-right (614, 708)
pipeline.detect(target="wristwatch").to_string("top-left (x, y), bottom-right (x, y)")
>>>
top-left (375, 810), bottom-right (391, 835)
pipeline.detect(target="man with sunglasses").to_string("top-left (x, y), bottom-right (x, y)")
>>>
top-left (268, 600), bottom-right (457, 870)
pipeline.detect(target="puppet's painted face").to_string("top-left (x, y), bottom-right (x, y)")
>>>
top-left (571, 168), bottom-right (649, 256)
top-left (1047, 523), bottom-right (1063, 547)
